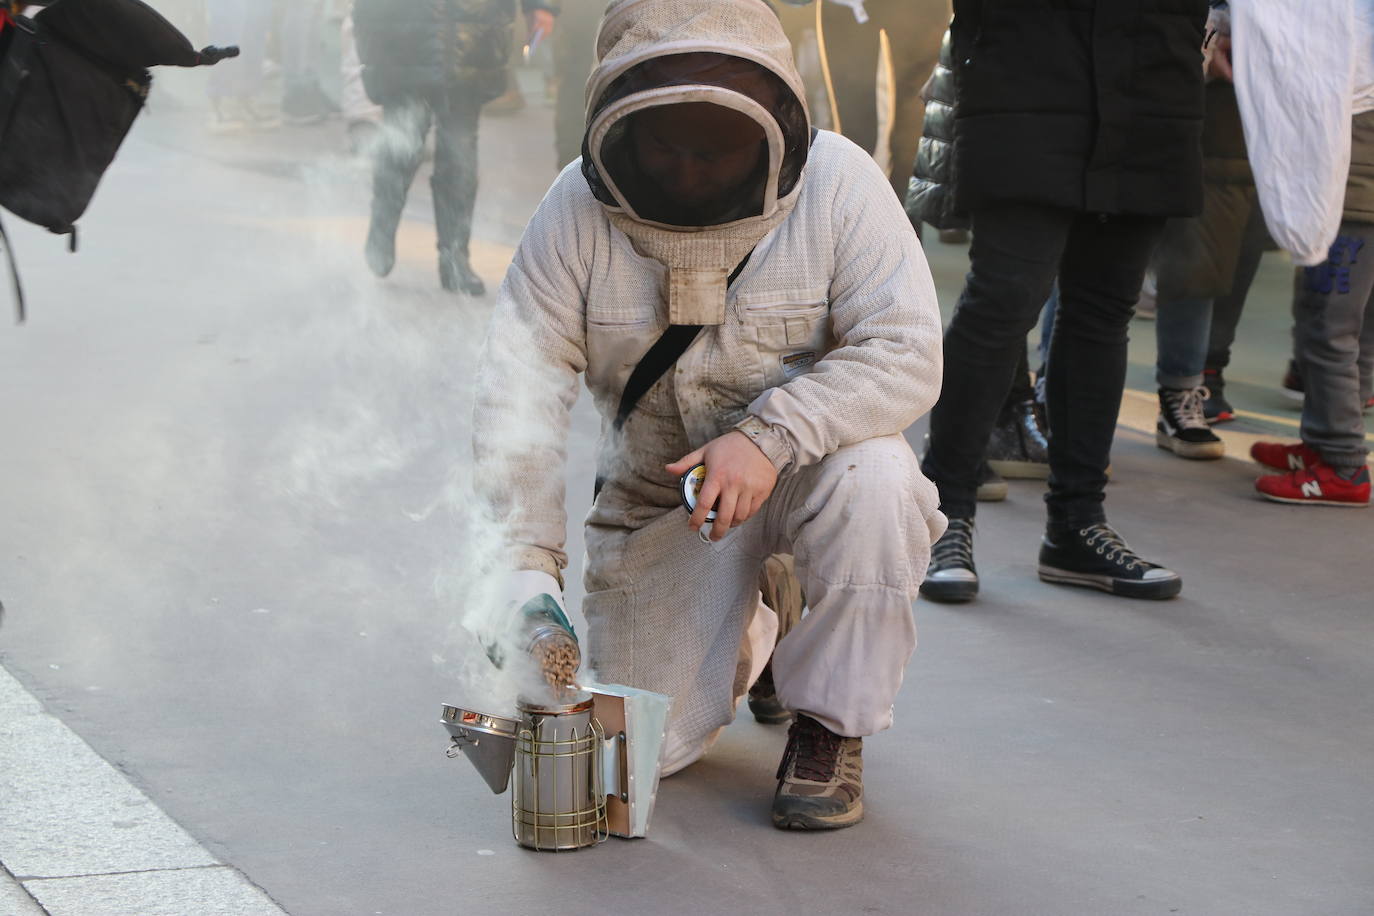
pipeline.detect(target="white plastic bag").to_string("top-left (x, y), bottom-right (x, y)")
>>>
top-left (1232, 0), bottom-right (1357, 265)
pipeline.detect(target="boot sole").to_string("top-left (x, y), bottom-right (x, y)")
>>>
top-left (1258, 493), bottom-right (1369, 508)
top-left (919, 579), bottom-right (979, 603)
top-left (772, 800), bottom-right (865, 830)
top-left (1038, 564), bottom-right (1182, 600)
top-left (1155, 430), bottom-right (1224, 460)
top-left (986, 459), bottom-right (1049, 479)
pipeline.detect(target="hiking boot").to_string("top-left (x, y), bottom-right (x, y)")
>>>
top-left (1250, 440), bottom-right (1322, 472)
top-left (439, 249), bottom-right (486, 295)
top-left (1281, 360), bottom-right (1304, 402)
top-left (747, 661), bottom-right (791, 725)
top-left (1156, 387), bottom-right (1224, 460)
top-left (1201, 369), bottom-right (1235, 424)
top-left (986, 400), bottom-right (1049, 479)
top-left (1255, 461), bottom-right (1371, 507)
top-left (976, 462), bottom-right (1007, 502)
top-left (920, 518), bottom-right (977, 603)
top-left (1038, 522), bottom-right (1182, 599)
top-left (772, 714), bottom-right (863, 830)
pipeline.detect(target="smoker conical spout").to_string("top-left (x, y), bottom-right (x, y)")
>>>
top-left (441, 705), bottom-right (519, 794)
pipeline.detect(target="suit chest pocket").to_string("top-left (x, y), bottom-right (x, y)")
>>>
top-left (741, 297), bottom-right (831, 386)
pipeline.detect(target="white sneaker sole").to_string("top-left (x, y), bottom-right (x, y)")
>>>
top-left (1038, 564), bottom-right (1182, 599)
top-left (1258, 493), bottom-right (1369, 508)
top-left (1156, 429), bottom-right (1225, 460)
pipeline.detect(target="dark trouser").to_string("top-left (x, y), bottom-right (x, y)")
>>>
top-left (1293, 224), bottom-right (1374, 469)
top-left (552, 0), bottom-right (603, 168)
top-left (370, 92), bottom-right (481, 257)
top-left (922, 204), bottom-right (1164, 523)
top-left (1203, 201), bottom-right (1269, 373)
top-left (818, 0), bottom-right (948, 201)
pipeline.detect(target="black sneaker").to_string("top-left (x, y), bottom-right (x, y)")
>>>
top-left (1201, 369), bottom-right (1235, 424)
top-left (976, 462), bottom-right (1007, 502)
top-left (986, 400), bottom-right (1049, 479)
top-left (920, 518), bottom-right (977, 603)
top-left (1156, 387), bottom-right (1225, 459)
top-left (1038, 523), bottom-right (1181, 599)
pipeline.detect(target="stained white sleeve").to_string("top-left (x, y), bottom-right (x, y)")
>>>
top-left (472, 168), bottom-right (592, 579)
top-left (747, 144), bottom-right (944, 469)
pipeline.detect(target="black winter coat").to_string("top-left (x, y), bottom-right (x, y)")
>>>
top-left (950, 0), bottom-right (1208, 217)
top-left (905, 29), bottom-right (965, 231)
top-left (354, 0), bottom-right (552, 107)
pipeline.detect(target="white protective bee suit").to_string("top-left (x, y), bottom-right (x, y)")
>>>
top-left (474, 0), bottom-right (946, 774)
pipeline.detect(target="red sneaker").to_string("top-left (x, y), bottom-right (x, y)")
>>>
top-left (1250, 440), bottom-right (1322, 472)
top-left (1255, 462), bottom-right (1370, 507)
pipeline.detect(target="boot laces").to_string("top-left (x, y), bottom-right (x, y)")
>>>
top-left (1080, 523), bottom-right (1143, 571)
top-left (1165, 387), bottom-right (1211, 431)
top-left (931, 518), bottom-right (974, 570)
top-left (778, 716), bottom-right (841, 782)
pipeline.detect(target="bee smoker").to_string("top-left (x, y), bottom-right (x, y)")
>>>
top-left (441, 683), bottom-right (672, 851)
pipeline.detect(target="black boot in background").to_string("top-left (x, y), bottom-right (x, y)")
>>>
top-left (432, 98), bottom-right (485, 295)
top-left (985, 399), bottom-right (1049, 479)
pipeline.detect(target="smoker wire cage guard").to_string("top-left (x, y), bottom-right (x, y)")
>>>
top-left (511, 699), bottom-right (609, 851)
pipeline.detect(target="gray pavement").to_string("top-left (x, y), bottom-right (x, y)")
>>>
top-left (1, 77), bottom-right (1372, 916)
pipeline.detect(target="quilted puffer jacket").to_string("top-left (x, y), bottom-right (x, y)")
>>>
top-left (904, 28), bottom-right (964, 231)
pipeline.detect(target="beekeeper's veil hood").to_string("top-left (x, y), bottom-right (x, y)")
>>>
top-left (581, 0), bottom-right (811, 326)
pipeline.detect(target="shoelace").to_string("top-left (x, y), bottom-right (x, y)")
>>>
top-left (1166, 387), bottom-right (1211, 431)
top-left (777, 717), bottom-right (841, 782)
top-left (931, 519), bottom-right (974, 570)
top-left (1080, 523), bottom-right (1144, 571)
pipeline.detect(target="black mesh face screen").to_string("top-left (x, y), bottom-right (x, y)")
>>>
top-left (581, 52), bottom-right (809, 227)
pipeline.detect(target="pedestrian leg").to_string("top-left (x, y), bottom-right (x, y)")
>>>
top-left (367, 99), bottom-right (431, 278)
top-left (432, 93), bottom-right (484, 295)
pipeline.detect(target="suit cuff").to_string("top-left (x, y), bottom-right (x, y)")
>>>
top-left (512, 546), bottom-right (565, 590)
top-left (733, 414), bottom-right (794, 473)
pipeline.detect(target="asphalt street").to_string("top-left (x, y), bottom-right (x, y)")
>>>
top-left (1, 78), bottom-right (1372, 916)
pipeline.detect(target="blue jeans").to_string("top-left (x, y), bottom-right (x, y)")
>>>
top-left (1155, 296), bottom-right (1213, 389)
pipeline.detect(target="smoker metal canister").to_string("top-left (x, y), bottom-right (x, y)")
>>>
top-left (512, 695), bottom-right (607, 851)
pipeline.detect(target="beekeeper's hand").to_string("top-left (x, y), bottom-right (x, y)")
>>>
top-left (666, 432), bottom-right (778, 540)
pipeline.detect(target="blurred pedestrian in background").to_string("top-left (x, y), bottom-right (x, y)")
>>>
top-left (353, 0), bottom-right (556, 295)
top-left (919, 0), bottom-right (1209, 605)
top-left (551, 0), bottom-right (601, 168)
top-left (280, 0), bottom-right (339, 124)
top-left (205, 0), bottom-right (276, 130)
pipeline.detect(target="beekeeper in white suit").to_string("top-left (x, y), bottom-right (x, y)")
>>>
top-left (474, 0), bottom-right (945, 830)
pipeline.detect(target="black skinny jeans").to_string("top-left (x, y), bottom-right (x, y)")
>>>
top-left (922, 204), bottom-right (1164, 524)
